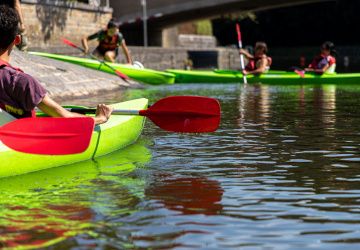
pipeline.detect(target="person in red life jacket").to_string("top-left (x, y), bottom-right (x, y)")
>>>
top-left (0, 0), bottom-right (28, 51)
top-left (239, 42), bottom-right (272, 75)
top-left (81, 20), bottom-right (132, 64)
top-left (0, 6), bottom-right (112, 124)
top-left (306, 41), bottom-right (337, 74)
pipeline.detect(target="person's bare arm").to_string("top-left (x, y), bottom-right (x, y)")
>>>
top-left (305, 63), bottom-right (329, 74)
top-left (14, 0), bottom-right (25, 32)
top-left (121, 40), bottom-right (133, 64)
top-left (239, 49), bottom-right (254, 60)
top-left (81, 37), bottom-right (90, 54)
top-left (37, 95), bottom-right (112, 125)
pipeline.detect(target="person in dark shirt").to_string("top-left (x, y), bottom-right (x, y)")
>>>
top-left (0, 5), bottom-right (112, 124)
top-left (81, 20), bottom-right (132, 63)
top-left (0, 0), bottom-right (28, 51)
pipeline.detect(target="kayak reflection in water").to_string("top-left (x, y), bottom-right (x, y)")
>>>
top-left (145, 174), bottom-right (224, 215)
top-left (0, 6), bottom-right (112, 125)
top-left (305, 41), bottom-right (337, 74)
top-left (239, 41), bottom-right (272, 75)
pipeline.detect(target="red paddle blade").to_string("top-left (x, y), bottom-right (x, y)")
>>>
top-left (62, 38), bottom-right (79, 49)
top-left (140, 96), bottom-right (221, 133)
top-left (0, 117), bottom-right (94, 155)
top-left (236, 23), bottom-right (242, 42)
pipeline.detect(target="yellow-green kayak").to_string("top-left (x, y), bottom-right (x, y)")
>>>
top-left (0, 98), bottom-right (148, 178)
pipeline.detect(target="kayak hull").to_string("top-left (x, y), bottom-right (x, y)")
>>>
top-left (29, 52), bottom-right (175, 85)
top-left (0, 98), bottom-right (148, 178)
top-left (166, 69), bottom-right (360, 85)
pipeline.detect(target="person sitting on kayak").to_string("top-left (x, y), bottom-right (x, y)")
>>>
top-left (306, 41), bottom-right (336, 74)
top-left (239, 42), bottom-right (272, 75)
top-left (82, 20), bottom-right (132, 64)
top-left (0, 6), bottom-right (112, 125)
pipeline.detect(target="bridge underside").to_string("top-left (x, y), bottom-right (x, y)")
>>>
top-left (113, 0), bottom-right (334, 46)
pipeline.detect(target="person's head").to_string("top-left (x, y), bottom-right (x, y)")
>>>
top-left (0, 5), bottom-right (20, 53)
top-left (321, 41), bottom-right (336, 56)
top-left (106, 19), bottom-right (119, 36)
top-left (254, 42), bottom-right (268, 56)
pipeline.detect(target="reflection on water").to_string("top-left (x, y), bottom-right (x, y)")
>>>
top-left (145, 175), bottom-right (223, 215)
top-left (3, 83), bottom-right (360, 249)
top-left (0, 142), bottom-right (151, 249)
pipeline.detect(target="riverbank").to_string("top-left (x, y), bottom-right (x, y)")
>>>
top-left (10, 50), bottom-right (143, 102)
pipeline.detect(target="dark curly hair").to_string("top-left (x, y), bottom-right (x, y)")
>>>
top-left (0, 5), bottom-right (19, 50)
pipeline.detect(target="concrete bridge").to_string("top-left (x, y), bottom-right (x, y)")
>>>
top-left (109, 0), bottom-right (334, 46)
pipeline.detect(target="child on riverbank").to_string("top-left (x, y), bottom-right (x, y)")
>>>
top-left (239, 42), bottom-right (272, 75)
top-left (82, 20), bottom-right (132, 64)
top-left (0, 6), bottom-right (112, 124)
top-left (306, 41), bottom-right (337, 74)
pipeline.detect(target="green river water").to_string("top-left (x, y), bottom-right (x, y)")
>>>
top-left (1, 83), bottom-right (360, 249)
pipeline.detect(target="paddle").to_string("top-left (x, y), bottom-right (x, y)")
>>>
top-left (0, 117), bottom-right (94, 155)
top-left (62, 38), bottom-right (130, 81)
top-left (69, 96), bottom-right (221, 133)
top-left (236, 23), bottom-right (247, 84)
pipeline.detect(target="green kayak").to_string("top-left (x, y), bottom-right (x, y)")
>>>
top-left (29, 52), bottom-right (175, 85)
top-left (0, 98), bottom-right (148, 178)
top-left (166, 69), bottom-right (360, 85)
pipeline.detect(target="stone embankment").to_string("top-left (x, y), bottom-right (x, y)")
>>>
top-left (10, 51), bottom-right (142, 102)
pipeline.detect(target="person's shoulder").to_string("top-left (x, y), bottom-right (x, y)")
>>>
top-left (15, 71), bottom-right (41, 86)
top-left (328, 55), bottom-right (336, 64)
top-left (1, 66), bottom-right (24, 79)
top-left (95, 29), bottom-right (106, 36)
top-left (118, 32), bottom-right (124, 40)
top-left (88, 29), bottom-right (105, 39)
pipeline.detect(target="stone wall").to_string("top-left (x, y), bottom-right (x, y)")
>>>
top-left (122, 47), bottom-right (189, 70)
top-left (217, 48), bottom-right (242, 70)
top-left (178, 35), bottom-right (217, 49)
top-left (121, 47), bottom-right (240, 71)
top-left (22, 0), bottom-right (112, 49)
